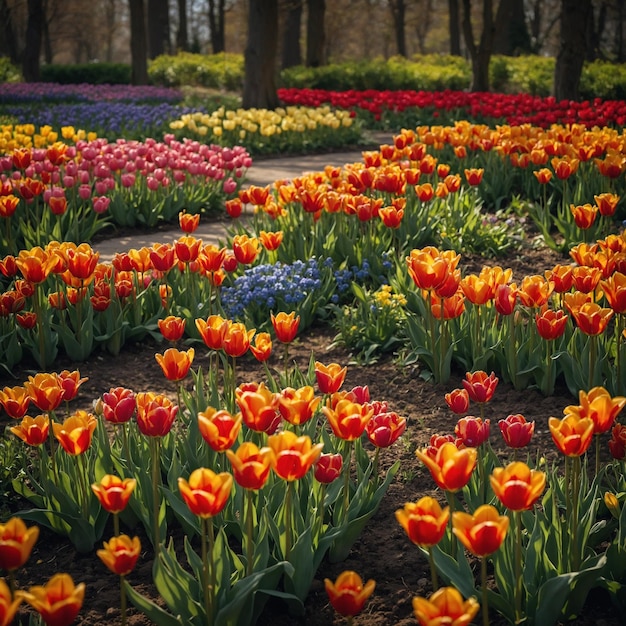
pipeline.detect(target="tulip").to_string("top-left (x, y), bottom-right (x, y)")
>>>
top-left (158, 315), bottom-right (186, 342)
top-left (413, 586), bottom-right (479, 626)
top-left (314, 453), bottom-right (343, 483)
top-left (232, 234), bottom-right (260, 265)
top-left (444, 388), bottom-right (470, 415)
top-left (21, 573), bottom-right (85, 626)
top-left (16, 311), bottom-right (37, 329)
top-left (600, 271), bottom-right (626, 314)
top-left (221, 321), bottom-right (255, 358)
top-left (322, 398), bottom-right (374, 441)
top-left (236, 382), bottom-right (280, 433)
top-left (490, 462), bottom-right (546, 511)
top-left (9, 414), bottom-right (50, 446)
top-left (97, 534), bottom-right (141, 576)
top-left (594, 192), bottom-right (619, 217)
top-left (179, 211), bottom-right (200, 233)
top-left (570, 203), bottom-right (598, 229)
top-left (517, 274), bottom-right (554, 309)
top-left (415, 442), bottom-right (477, 492)
top-left (569, 301), bottom-right (614, 336)
top-left (324, 570), bottom-right (376, 618)
top-left (149, 243), bottom-right (176, 273)
top-left (225, 441), bottom-right (274, 491)
top-left (135, 392), bottom-right (178, 438)
top-left (566, 386), bottom-right (626, 435)
top-left (101, 387), bottom-right (136, 424)
top-left (464, 167), bottom-right (484, 186)
top-left (197, 407), bottom-right (242, 452)
top-left (267, 430), bottom-right (323, 482)
top-left (535, 307), bottom-right (568, 340)
top-left (462, 370), bottom-right (498, 404)
top-left (259, 230), bottom-right (283, 251)
top-left (57, 369), bottom-right (88, 403)
top-left (52, 410), bottom-right (97, 456)
top-left (91, 475), bottom-right (137, 515)
top-left (365, 411), bottom-right (407, 448)
top-left (277, 385), bottom-right (320, 426)
top-left (25, 372), bottom-right (64, 412)
top-left (15, 247), bottom-right (57, 284)
top-left (155, 347), bottom-right (195, 381)
top-left (549, 413), bottom-right (595, 457)
top-left (271, 311), bottom-right (300, 343)
top-left (0, 577), bottom-right (22, 626)
top-left (178, 467), bottom-right (233, 518)
top-left (453, 504), bottom-right (509, 557)
top-left (454, 416), bottom-right (490, 448)
top-left (174, 235), bottom-right (202, 264)
top-left (314, 361), bottom-right (347, 394)
top-left (608, 423), bottom-right (626, 460)
top-left (395, 496), bottom-right (449, 547)
top-left (0, 517), bottom-right (39, 571)
top-left (249, 331), bottom-right (273, 362)
top-left (195, 314), bottom-right (227, 351)
top-left (0, 385), bottom-right (31, 419)
top-left (498, 413), bottom-right (535, 449)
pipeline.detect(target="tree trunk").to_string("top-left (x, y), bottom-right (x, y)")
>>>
top-left (208, 0), bottom-right (226, 54)
top-left (129, 0), bottom-right (149, 85)
top-left (462, 0), bottom-right (495, 92)
top-left (389, 0), bottom-right (407, 57)
top-left (0, 0), bottom-right (19, 64)
top-left (615, 0), bottom-right (625, 61)
top-left (281, 0), bottom-right (303, 69)
top-left (147, 0), bottom-right (170, 58)
top-left (306, 0), bottom-right (325, 67)
top-left (448, 0), bottom-right (461, 55)
top-left (492, 0), bottom-right (531, 55)
top-left (176, 0), bottom-right (188, 51)
top-left (554, 0), bottom-right (592, 100)
top-left (243, 0), bottom-right (279, 109)
top-left (23, 0), bottom-right (44, 82)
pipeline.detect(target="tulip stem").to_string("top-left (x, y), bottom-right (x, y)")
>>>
top-left (150, 437), bottom-right (161, 556)
top-left (343, 440), bottom-right (354, 523)
top-left (427, 546), bottom-right (438, 591)
top-left (120, 574), bottom-right (127, 626)
top-left (481, 556), bottom-right (489, 626)
top-left (113, 512), bottom-right (120, 537)
top-left (246, 489), bottom-right (254, 577)
top-left (595, 434), bottom-right (601, 479)
top-left (514, 510), bottom-right (522, 624)
top-left (589, 334), bottom-right (597, 387)
top-left (285, 480), bottom-right (293, 562)
top-left (47, 411), bottom-right (58, 487)
top-left (571, 456), bottom-right (581, 572)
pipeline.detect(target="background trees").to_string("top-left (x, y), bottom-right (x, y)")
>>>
top-left (1, 0), bottom-right (624, 101)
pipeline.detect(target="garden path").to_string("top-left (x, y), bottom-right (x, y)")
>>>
top-left (93, 131), bottom-right (392, 261)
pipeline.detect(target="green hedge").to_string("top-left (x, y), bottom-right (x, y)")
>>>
top-left (40, 62), bottom-right (132, 84)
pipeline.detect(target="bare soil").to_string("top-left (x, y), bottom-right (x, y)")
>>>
top-left (2, 242), bottom-right (622, 626)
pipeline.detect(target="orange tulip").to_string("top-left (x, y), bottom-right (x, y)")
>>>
top-left (91, 475), bottom-right (137, 514)
top-left (460, 273), bottom-right (492, 305)
top-left (322, 398), bottom-right (373, 441)
top-left (196, 314), bottom-right (227, 350)
top-left (225, 441), bottom-right (274, 490)
top-left (277, 385), bottom-right (320, 426)
top-left (174, 235), bottom-right (202, 264)
top-left (271, 311), bottom-right (300, 343)
top-left (314, 361), bottom-right (347, 394)
top-left (549, 413), bottom-right (595, 457)
top-left (97, 534), bottom-right (141, 577)
top-left (415, 442), bottom-right (477, 492)
top-left (546, 264), bottom-right (573, 294)
top-left (149, 243), bottom-right (176, 272)
top-left (197, 244), bottom-right (226, 273)
top-left (126, 246), bottom-right (152, 273)
top-left (407, 247), bottom-right (460, 292)
top-left (179, 211), bottom-right (200, 233)
top-left (565, 386), bottom-right (626, 435)
top-left (21, 573), bottom-right (85, 626)
top-left (135, 392), bottom-right (178, 437)
top-left (225, 197), bottom-right (243, 217)
top-left (158, 315), bottom-right (186, 342)
top-left (462, 370), bottom-right (498, 403)
top-left (594, 192), bottom-right (619, 217)
top-left (249, 331), bottom-right (273, 362)
top-left (533, 168), bottom-right (553, 185)
top-left (415, 182), bottom-right (435, 202)
top-left (0, 194), bottom-right (20, 219)
top-left (197, 407), bottom-right (242, 452)
top-left (0, 385), bottom-right (31, 419)
top-left (0, 577), bottom-right (22, 626)
top-left (52, 410), bottom-right (97, 455)
top-left (178, 467), bottom-right (233, 518)
top-left (379, 204), bottom-right (404, 228)
top-left (570, 203), bottom-right (598, 229)
top-left (10, 414), bottom-right (50, 446)
top-left (57, 369), bottom-right (88, 403)
top-left (535, 307), bottom-right (568, 340)
top-left (600, 272), bottom-right (626, 314)
top-left (551, 156), bottom-right (579, 180)
top-left (490, 461), bottom-right (546, 511)
top-left (324, 570), bottom-right (376, 618)
top-left (517, 274), bottom-right (554, 308)
top-left (413, 586), bottom-right (480, 626)
top-left (155, 347), bottom-right (195, 381)
top-left (569, 301), bottom-right (613, 335)
top-left (16, 247), bottom-right (57, 284)
top-left (395, 496), bottom-right (450, 547)
top-left (267, 430), bottom-right (323, 481)
top-left (222, 321), bottom-right (255, 358)
top-left (242, 184), bottom-right (270, 206)
top-left (595, 152), bottom-right (625, 179)
top-left (64, 243), bottom-right (99, 281)
top-left (24, 372), bottom-right (65, 412)
top-left (259, 230), bottom-right (283, 251)
top-left (0, 516), bottom-right (39, 571)
top-left (464, 168), bottom-right (484, 186)
top-left (232, 234), bottom-right (260, 265)
top-left (235, 382), bottom-right (280, 433)
top-left (452, 504), bottom-right (509, 557)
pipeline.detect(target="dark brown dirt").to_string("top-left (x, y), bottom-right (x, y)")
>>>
top-left (2, 242), bottom-right (622, 626)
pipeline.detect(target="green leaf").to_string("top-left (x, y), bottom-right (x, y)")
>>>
top-left (124, 579), bottom-right (183, 626)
